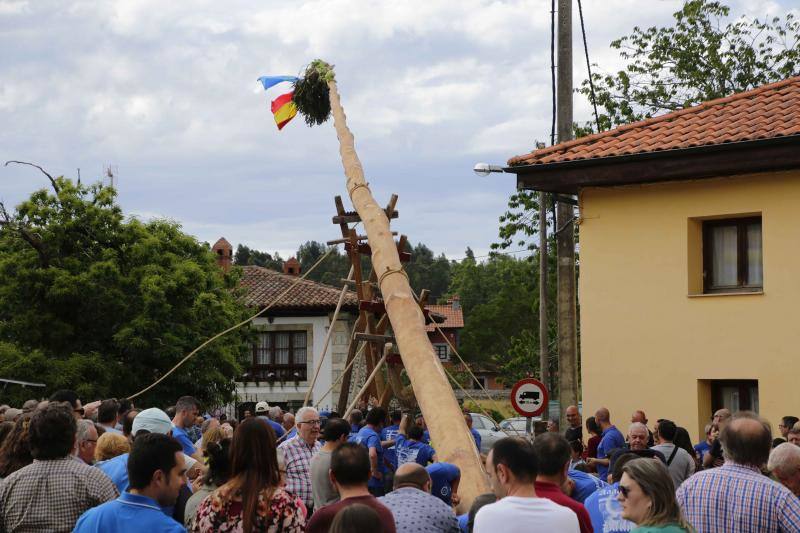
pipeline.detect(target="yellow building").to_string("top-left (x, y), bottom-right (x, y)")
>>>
top-left (507, 77), bottom-right (800, 440)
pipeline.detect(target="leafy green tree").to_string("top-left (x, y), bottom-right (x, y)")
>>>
top-left (404, 241), bottom-right (452, 301)
top-left (580, 0), bottom-right (800, 131)
top-left (234, 244), bottom-right (283, 271)
top-left (0, 175), bottom-right (251, 407)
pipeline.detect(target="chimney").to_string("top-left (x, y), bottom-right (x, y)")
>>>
top-left (450, 295), bottom-right (461, 310)
top-left (212, 237), bottom-right (233, 273)
top-left (283, 257), bottom-right (301, 276)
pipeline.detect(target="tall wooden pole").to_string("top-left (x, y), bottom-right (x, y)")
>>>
top-left (556, 0), bottom-right (579, 430)
top-left (327, 79), bottom-right (489, 509)
top-left (538, 193), bottom-right (549, 414)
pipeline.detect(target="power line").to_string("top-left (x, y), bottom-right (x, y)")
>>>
top-left (550, 0), bottom-right (557, 145)
top-left (577, 0), bottom-right (602, 132)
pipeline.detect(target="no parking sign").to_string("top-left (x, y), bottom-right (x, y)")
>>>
top-left (510, 377), bottom-right (548, 418)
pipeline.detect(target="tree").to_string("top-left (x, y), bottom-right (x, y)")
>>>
top-left (404, 241), bottom-right (452, 302)
top-left (233, 244), bottom-right (283, 271)
top-left (580, 0), bottom-right (800, 131)
top-left (0, 175), bottom-right (252, 407)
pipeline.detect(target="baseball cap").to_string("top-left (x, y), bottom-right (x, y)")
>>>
top-left (255, 401), bottom-right (269, 414)
top-left (132, 408), bottom-right (172, 435)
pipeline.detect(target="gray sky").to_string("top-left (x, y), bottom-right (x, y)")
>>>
top-left (1, 0), bottom-right (792, 259)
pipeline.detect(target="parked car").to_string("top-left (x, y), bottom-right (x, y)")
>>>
top-left (469, 412), bottom-right (508, 454)
top-left (499, 417), bottom-right (539, 440)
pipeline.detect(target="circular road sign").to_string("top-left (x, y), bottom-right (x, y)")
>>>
top-left (510, 378), bottom-right (548, 418)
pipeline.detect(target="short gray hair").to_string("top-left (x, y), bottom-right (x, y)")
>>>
top-left (269, 406), bottom-right (283, 420)
top-left (628, 422), bottom-right (648, 434)
top-left (295, 407), bottom-right (318, 424)
top-left (768, 442), bottom-right (800, 478)
top-left (76, 419), bottom-right (95, 444)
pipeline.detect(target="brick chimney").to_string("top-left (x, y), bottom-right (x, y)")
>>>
top-left (283, 257), bottom-right (301, 276)
top-left (212, 237), bottom-right (233, 272)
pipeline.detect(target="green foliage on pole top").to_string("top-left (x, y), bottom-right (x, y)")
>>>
top-left (293, 59), bottom-right (335, 127)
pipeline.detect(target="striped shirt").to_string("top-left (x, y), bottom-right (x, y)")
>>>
top-left (675, 462), bottom-right (800, 533)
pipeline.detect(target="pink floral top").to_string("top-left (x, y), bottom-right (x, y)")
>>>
top-left (190, 485), bottom-right (306, 532)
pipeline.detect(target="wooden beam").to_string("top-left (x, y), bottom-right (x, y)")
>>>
top-left (354, 332), bottom-right (396, 344)
top-left (333, 210), bottom-right (398, 224)
top-left (327, 232), bottom-right (397, 245)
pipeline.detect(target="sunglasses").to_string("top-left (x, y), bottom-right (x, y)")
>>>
top-left (618, 484), bottom-right (631, 498)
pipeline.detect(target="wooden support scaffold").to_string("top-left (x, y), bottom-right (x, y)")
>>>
top-left (325, 194), bottom-right (445, 414)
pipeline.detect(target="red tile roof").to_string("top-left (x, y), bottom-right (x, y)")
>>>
top-left (509, 76), bottom-right (800, 167)
top-left (424, 303), bottom-right (464, 331)
top-left (240, 266), bottom-right (359, 312)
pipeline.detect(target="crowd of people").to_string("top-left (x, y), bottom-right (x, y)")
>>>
top-left (0, 393), bottom-right (799, 532)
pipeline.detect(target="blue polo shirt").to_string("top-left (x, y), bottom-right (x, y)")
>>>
top-left (96, 453), bottom-right (130, 494)
top-left (694, 440), bottom-right (711, 461)
top-left (380, 424), bottom-right (400, 469)
top-left (171, 426), bottom-right (196, 457)
top-left (597, 425), bottom-right (625, 480)
top-left (395, 434), bottom-right (436, 466)
top-left (351, 425), bottom-right (384, 489)
top-left (427, 462), bottom-right (460, 505)
top-left (568, 469), bottom-right (608, 503)
top-left (73, 492), bottom-right (186, 532)
top-left (584, 482), bottom-right (634, 533)
top-left (257, 416), bottom-right (285, 439)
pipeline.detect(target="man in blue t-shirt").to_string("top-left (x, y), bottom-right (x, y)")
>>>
top-left (426, 462), bottom-right (461, 506)
top-left (350, 406), bottom-right (387, 496)
top-left (694, 423), bottom-right (714, 463)
top-left (254, 401), bottom-right (285, 439)
top-left (396, 426), bottom-right (437, 466)
top-left (589, 407), bottom-right (625, 481)
top-left (568, 468), bottom-right (608, 503)
top-left (584, 451), bottom-right (637, 533)
top-left (170, 396), bottom-right (201, 460)
top-left (465, 414), bottom-right (482, 451)
top-left (381, 410), bottom-right (402, 470)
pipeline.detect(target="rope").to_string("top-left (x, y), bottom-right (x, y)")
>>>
top-left (428, 314), bottom-right (507, 417)
top-left (126, 244), bottom-right (340, 400)
top-left (441, 364), bottom-right (498, 424)
top-left (343, 350), bottom-right (388, 419)
top-left (348, 182), bottom-right (370, 196)
top-left (577, 0), bottom-right (602, 133)
top-left (303, 265), bottom-right (355, 406)
top-left (378, 266), bottom-right (408, 288)
top-left (313, 339), bottom-right (368, 409)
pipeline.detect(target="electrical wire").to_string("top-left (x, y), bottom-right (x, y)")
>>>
top-left (577, 0), bottom-right (602, 133)
top-left (550, 0), bottom-right (557, 145)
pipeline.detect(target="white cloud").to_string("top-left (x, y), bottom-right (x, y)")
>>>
top-left (1, 0), bottom-right (794, 259)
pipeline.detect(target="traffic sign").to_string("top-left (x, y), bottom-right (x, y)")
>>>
top-left (510, 378), bottom-right (548, 417)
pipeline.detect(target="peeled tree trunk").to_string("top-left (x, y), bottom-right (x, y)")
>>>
top-left (327, 79), bottom-right (490, 507)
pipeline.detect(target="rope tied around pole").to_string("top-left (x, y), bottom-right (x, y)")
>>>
top-left (378, 266), bottom-right (408, 288)
top-left (347, 182), bottom-right (370, 196)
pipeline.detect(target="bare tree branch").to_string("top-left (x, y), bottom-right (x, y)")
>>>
top-left (0, 200), bottom-right (49, 266)
top-left (4, 160), bottom-right (60, 194)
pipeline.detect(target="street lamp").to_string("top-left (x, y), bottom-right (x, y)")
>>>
top-left (473, 163), bottom-right (506, 177)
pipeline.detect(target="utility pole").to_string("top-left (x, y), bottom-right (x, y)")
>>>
top-left (556, 0), bottom-right (579, 429)
top-left (538, 192), bottom-right (549, 413)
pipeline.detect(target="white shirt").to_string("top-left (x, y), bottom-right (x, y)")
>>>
top-left (473, 496), bottom-right (579, 533)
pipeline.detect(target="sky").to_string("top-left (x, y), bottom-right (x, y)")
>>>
top-left (0, 0), bottom-right (792, 260)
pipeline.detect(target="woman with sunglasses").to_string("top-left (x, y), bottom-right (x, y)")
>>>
top-left (617, 458), bottom-right (693, 532)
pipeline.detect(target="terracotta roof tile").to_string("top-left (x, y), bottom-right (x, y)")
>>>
top-left (239, 266), bottom-right (359, 312)
top-left (509, 76), bottom-right (800, 166)
top-left (424, 304), bottom-right (464, 331)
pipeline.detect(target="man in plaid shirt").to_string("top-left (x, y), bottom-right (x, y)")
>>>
top-left (676, 412), bottom-right (800, 533)
top-left (278, 406), bottom-right (321, 512)
top-left (0, 403), bottom-right (118, 532)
